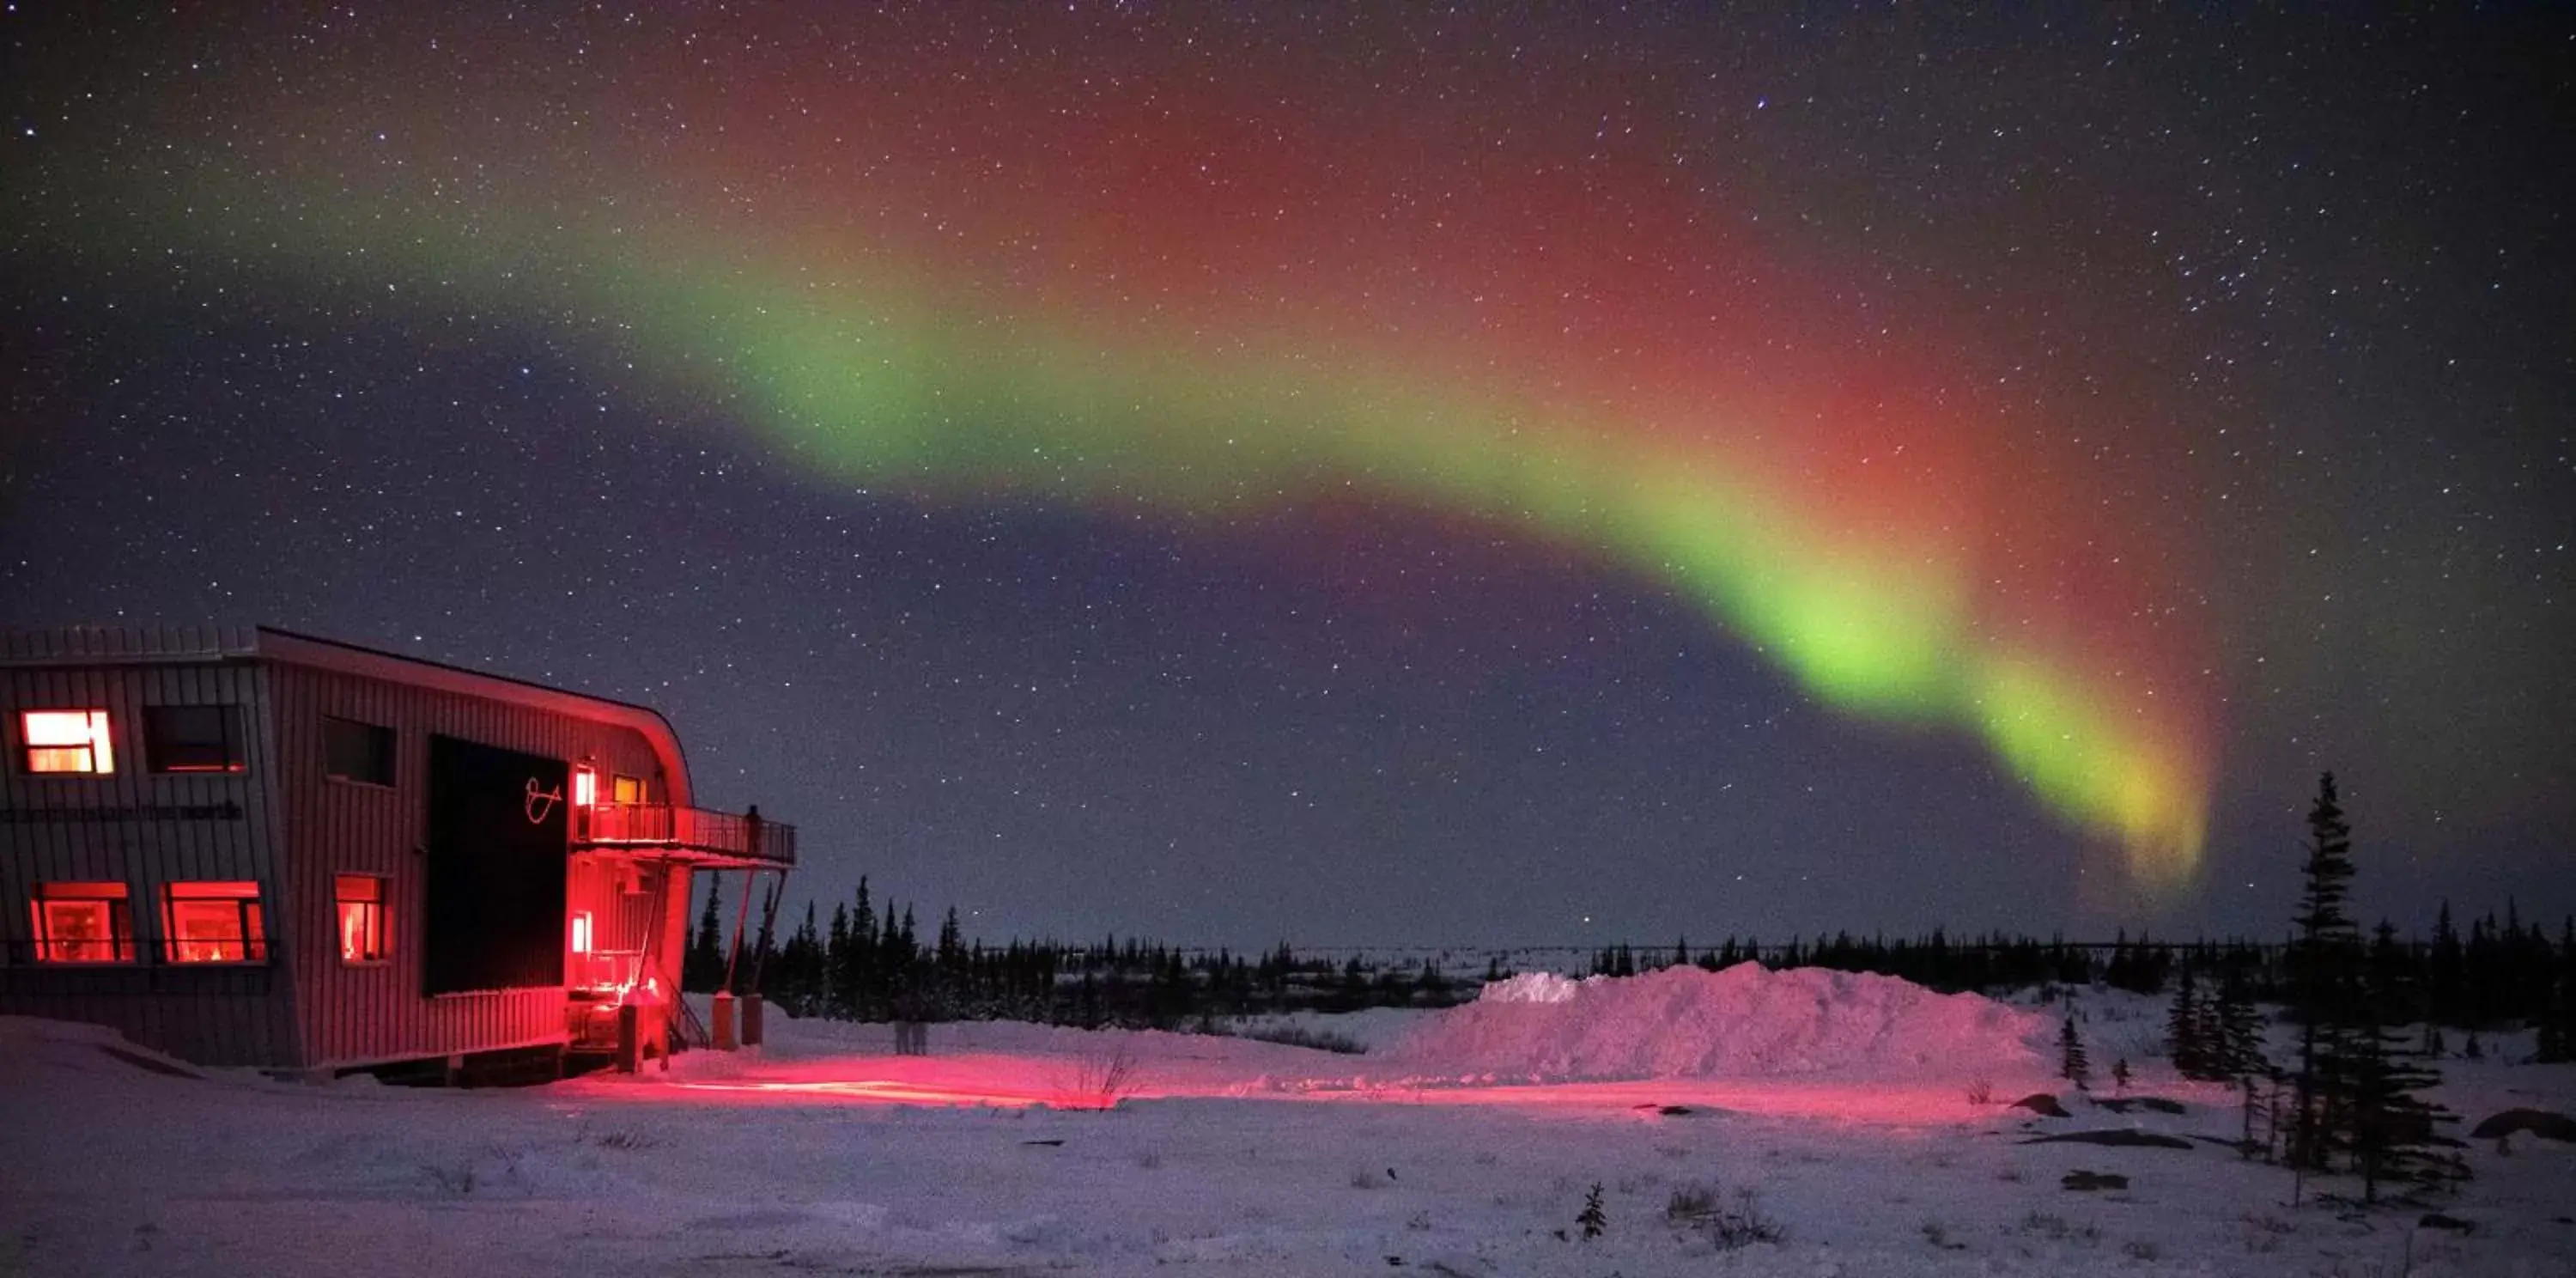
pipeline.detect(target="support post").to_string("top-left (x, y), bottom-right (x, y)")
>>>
top-left (743, 992), bottom-right (764, 1047)
top-left (616, 1004), bottom-right (641, 1074)
top-left (712, 989), bottom-right (738, 1050)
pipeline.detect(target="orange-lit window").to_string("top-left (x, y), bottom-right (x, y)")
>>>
top-left (144, 705), bottom-right (248, 773)
top-left (335, 874), bottom-right (387, 964)
top-left (572, 765), bottom-right (598, 807)
top-left (29, 882), bottom-right (135, 963)
top-left (21, 709), bottom-right (114, 775)
top-left (611, 774), bottom-right (646, 805)
top-left (161, 881), bottom-right (266, 964)
top-left (569, 910), bottom-right (593, 955)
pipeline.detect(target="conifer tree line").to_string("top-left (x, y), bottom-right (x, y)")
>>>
top-left (1580, 919), bottom-right (2573, 1049)
top-left (681, 876), bottom-right (1475, 1028)
top-left (676, 832), bottom-right (2576, 1060)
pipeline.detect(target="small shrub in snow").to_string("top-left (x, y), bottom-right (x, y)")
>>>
top-left (1919, 1220), bottom-right (1963, 1250)
top-left (1664, 1183), bottom-right (1780, 1250)
top-left (1576, 1183), bottom-right (1607, 1240)
top-left (1052, 1044), bottom-right (1143, 1111)
top-left (2239, 1213), bottom-right (2294, 1253)
top-left (2123, 1238), bottom-right (2161, 1261)
top-left (1350, 1167), bottom-right (1384, 1190)
top-left (422, 1161), bottom-right (480, 1196)
top-left (2015, 1210), bottom-right (2097, 1245)
top-left (1965, 1076), bottom-right (1996, 1106)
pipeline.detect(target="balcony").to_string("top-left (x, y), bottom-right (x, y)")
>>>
top-left (573, 804), bottom-right (796, 868)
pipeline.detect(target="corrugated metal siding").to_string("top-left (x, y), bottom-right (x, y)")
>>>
top-left (0, 658), bottom-right (300, 1068)
top-left (1, 625), bottom-right (260, 665)
top-left (567, 855), bottom-right (683, 987)
top-left (270, 660), bottom-right (672, 1069)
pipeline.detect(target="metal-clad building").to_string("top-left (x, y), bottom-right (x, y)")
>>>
top-left (0, 625), bottom-right (794, 1074)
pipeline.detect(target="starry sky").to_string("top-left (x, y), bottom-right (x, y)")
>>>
top-left (3, 5), bottom-right (2570, 948)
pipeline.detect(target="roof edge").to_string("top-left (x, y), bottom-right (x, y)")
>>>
top-left (252, 628), bottom-right (694, 807)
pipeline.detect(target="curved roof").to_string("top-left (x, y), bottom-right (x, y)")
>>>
top-left (253, 629), bottom-right (696, 808)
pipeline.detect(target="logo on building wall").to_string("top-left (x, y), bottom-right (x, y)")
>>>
top-left (524, 778), bottom-right (563, 825)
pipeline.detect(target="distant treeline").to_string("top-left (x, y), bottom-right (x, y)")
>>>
top-left (682, 877), bottom-right (2574, 1040)
top-left (1577, 902), bottom-right (2572, 1032)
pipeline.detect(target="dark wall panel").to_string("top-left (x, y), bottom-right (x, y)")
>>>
top-left (423, 737), bottom-right (568, 995)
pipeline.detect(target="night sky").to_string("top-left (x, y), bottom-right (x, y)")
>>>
top-left (3, 5), bottom-right (2569, 948)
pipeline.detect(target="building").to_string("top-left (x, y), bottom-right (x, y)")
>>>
top-left (0, 625), bottom-right (794, 1075)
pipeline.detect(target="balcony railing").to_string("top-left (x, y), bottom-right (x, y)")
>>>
top-left (574, 804), bottom-right (796, 867)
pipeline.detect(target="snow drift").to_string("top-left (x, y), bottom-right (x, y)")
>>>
top-left (1384, 963), bottom-right (2050, 1082)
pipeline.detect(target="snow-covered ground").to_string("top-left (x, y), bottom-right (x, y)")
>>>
top-left (5, 969), bottom-right (2573, 1277)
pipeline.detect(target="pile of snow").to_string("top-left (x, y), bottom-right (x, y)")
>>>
top-left (1384, 963), bottom-right (2050, 1082)
top-left (1477, 971), bottom-right (1585, 1003)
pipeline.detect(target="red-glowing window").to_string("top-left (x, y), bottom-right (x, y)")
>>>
top-left (161, 881), bottom-right (267, 964)
top-left (611, 774), bottom-right (647, 805)
top-left (21, 709), bottom-right (114, 775)
top-left (28, 882), bottom-right (135, 963)
top-left (335, 873), bottom-right (387, 964)
top-left (144, 705), bottom-right (248, 774)
top-left (569, 910), bottom-right (594, 955)
top-left (572, 765), bottom-right (598, 807)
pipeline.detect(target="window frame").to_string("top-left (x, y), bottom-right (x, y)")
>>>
top-left (334, 873), bottom-right (390, 965)
top-left (19, 709), bottom-right (117, 776)
top-left (320, 715), bottom-right (398, 788)
top-left (611, 773), bottom-right (647, 805)
top-left (143, 704), bottom-right (250, 775)
top-left (159, 880), bottom-right (269, 965)
top-left (27, 881), bottom-right (137, 964)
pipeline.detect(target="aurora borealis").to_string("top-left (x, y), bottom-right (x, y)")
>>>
top-left (4, 6), bottom-right (2569, 942)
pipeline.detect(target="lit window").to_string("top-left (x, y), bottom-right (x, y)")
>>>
top-left (21, 709), bottom-right (114, 775)
top-left (322, 716), bottom-right (395, 786)
top-left (335, 874), bottom-right (387, 964)
top-left (572, 764), bottom-right (597, 807)
top-left (144, 705), bottom-right (248, 774)
top-left (569, 910), bottom-right (593, 955)
top-left (611, 774), bottom-right (647, 805)
top-left (29, 882), bottom-right (135, 963)
top-left (161, 881), bottom-right (267, 964)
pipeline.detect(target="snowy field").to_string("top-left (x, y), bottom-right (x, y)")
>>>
top-left (5, 968), bottom-right (2573, 1277)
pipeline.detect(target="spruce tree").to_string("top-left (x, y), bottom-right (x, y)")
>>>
top-left (2215, 966), bottom-right (2268, 1081)
top-left (2166, 965), bottom-right (2207, 1078)
top-left (685, 876), bottom-right (725, 993)
top-left (2348, 952), bottom-right (2464, 1202)
top-left (2537, 917), bottom-right (2576, 1065)
top-left (2059, 1013), bottom-right (2092, 1091)
top-left (2428, 901), bottom-right (2464, 1025)
top-left (2287, 771), bottom-right (2360, 1174)
top-left (825, 903), bottom-right (852, 1018)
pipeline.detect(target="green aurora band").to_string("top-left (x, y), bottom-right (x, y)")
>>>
top-left (33, 167), bottom-right (2210, 882)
